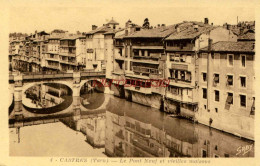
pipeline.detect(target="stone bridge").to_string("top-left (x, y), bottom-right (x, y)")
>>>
top-left (9, 71), bottom-right (111, 127)
top-left (9, 70), bottom-right (108, 99)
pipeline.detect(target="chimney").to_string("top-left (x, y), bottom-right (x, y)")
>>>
top-left (204, 18), bottom-right (209, 24)
top-left (227, 24), bottom-right (231, 30)
top-left (125, 19), bottom-right (132, 28)
top-left (125, 29), bottom-right (129, 36)
top-left (208, 38), bottom-right (213, 51)
top-left (240, 28), bottom-right (244, 35)
top-left (194, 25), bottom-right (199, 31)
top-left (92, 25), bottom-right (97, 30)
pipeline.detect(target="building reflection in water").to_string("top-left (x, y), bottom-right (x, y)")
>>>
top-left (24, 83), bottom-right (72, 109)
top-left (104, 96), bottom-right (254, 158)
top-left (9, 84), bottom-right (254, 157)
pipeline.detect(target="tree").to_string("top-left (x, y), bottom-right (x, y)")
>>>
top-left (142, 18), bottom-right (150, 29)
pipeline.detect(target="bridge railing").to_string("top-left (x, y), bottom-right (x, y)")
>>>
top-left (22, 73), bottom-right (74, 80)
top-left (80, 70), bottom-right (106, 77)
top-left (9, 70), bottom-right (106, 81)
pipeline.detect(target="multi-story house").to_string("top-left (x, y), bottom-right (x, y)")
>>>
top-left (120, 24), bottom-right (175, 109)
top-left (163, 19), bottom-right (237, 119)
top-left (75, 36), bottom-right (87, 69)
top-left (85, 18), bottom-right (119, 71)
top-left (103, 28), bottom-right (125, 79)
top-left (9, 40), bottom-right (21, 71)
top-left (197, 41), bottom-right (255, 140)
top-left (110, 20), bottom-right (141, 97)
top-left (59, 37), bottom-right (78, 71)
top-left (44, 37), bottom-right (61, 71)
top-left (30, 31), bottom-right (50, 72)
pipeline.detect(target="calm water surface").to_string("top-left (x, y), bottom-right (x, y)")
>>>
top-left (9, 85), bottom-right (254, 157)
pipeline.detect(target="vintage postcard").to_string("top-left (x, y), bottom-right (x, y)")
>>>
top-left (0, 0), bottom-right (259, 165)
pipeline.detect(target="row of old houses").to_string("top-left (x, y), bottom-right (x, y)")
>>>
top-left (106, 18), bottom-right (255, 140)
top-left (9, 18), bottom-right (255, 140)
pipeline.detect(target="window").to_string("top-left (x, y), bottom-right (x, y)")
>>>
top-left (180, 71), bottom-right (185, 80)
top-left (240, 76), bottom-right (246, 87)
top-left (125, 61), bottom-right (128, 70)
top-left (186, 72), bottom-right (191, 82)
top-left (170, 54), bottom-right (175, 61)
top-left (180, 54), bottom-right (186, 62)
top-left (214, 74), bottom-right (219, 84)
top-left (175, 54), bottom-right (180, 62)
top-left (224, 153), bottom-right (229, 157)
top-left (203, 88), bottom-right (207, 99)
top-left (202, 73), bottom-right (207, 82)
top-left (227, 54), bottom-right (234, 67)
top-left (226, 93), bottom-right (233, 105)
top-left (204, 105), bottom-right (207, 110)
top-left (215, 108), bottom-right (218, 113)
top-left (240, 95), bottom-right (246, 107)
top-left (202, 149), bottom-right (207, 157)
top-left (241, 55), bottom-right (246, 67)
top-left (215, 90), bottom-right (219, 102)
top-left (227, 75), bottom-right (233, 86)
top-left (214, 155), bottom-right (219, 158)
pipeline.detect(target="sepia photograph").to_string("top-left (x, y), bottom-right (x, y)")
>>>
top-left (1, 0), bottom-right (259, 165)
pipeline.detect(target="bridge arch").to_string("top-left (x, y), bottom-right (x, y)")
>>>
top-left (22, 81), bottom-right (74, 94)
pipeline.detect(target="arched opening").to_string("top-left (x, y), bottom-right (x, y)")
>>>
top-left (80, 80), bottom-right (105, 109)
top-left (23, 83), bottom-right (73, 114)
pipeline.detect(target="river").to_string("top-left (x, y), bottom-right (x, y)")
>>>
top-left (9, 85), bottom-right (254, 157)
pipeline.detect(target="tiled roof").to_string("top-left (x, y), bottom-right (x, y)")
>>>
top-left (200, 41), bottom-right (255, 52)
top-left (103, 28), bottom-right (124, 35)
top-left (114, 33), bottom-right (126, 39)
top-left (107, 18), bottom-right (119, 25)
top-left (238, 32), bottom-right (255, 41)
top-left (124, 25), bottom-right (176, 38)
top-left (60, 35), bottom-right (85, 40)
top-left (85, 26), bottom-right (111, 35)
top-left (165, 22), bottom-right (214, 40)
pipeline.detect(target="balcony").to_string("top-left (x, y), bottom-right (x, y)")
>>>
top-left (168, 77), bottom-right (193, 88)
top-left (124, 86), bottom-right (152, 94)
top-left (132, 44), bottom-right (163, 50)
top-left (133, 53), bottom-right (160, 60)
top-left (166, 91), bottom-right (195, 104)
top-left (132, 58), bottom-right (159, 65)
top-left (170, 62), bottom-right (195, 71)
top-left (60, 59), bottom-right (77, 66)
top-left (115, 43), bottom-right (124, 47)
top-left (166, 45), bottom-right (194, 51)
top-left (46, 64), bottom-right (60, 70)
top-left (59, 52), bottom-right (76, 57)
top-left (132, 139), bottom-right (160, 157)
top-left (133, 66), bottom-right (159, 76)
top-left (45, 57), bottom-right (60, 62)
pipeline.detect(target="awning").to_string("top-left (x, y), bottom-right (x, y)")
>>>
top-left (227, 77), bottom-right (233, 82)
top-left (226, 95), bottom-right (233, 104)
top-left (214, 76), bottom-right (219, 82)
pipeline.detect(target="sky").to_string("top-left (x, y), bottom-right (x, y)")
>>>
top-left (8, 0), bottom-right (256, 34)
